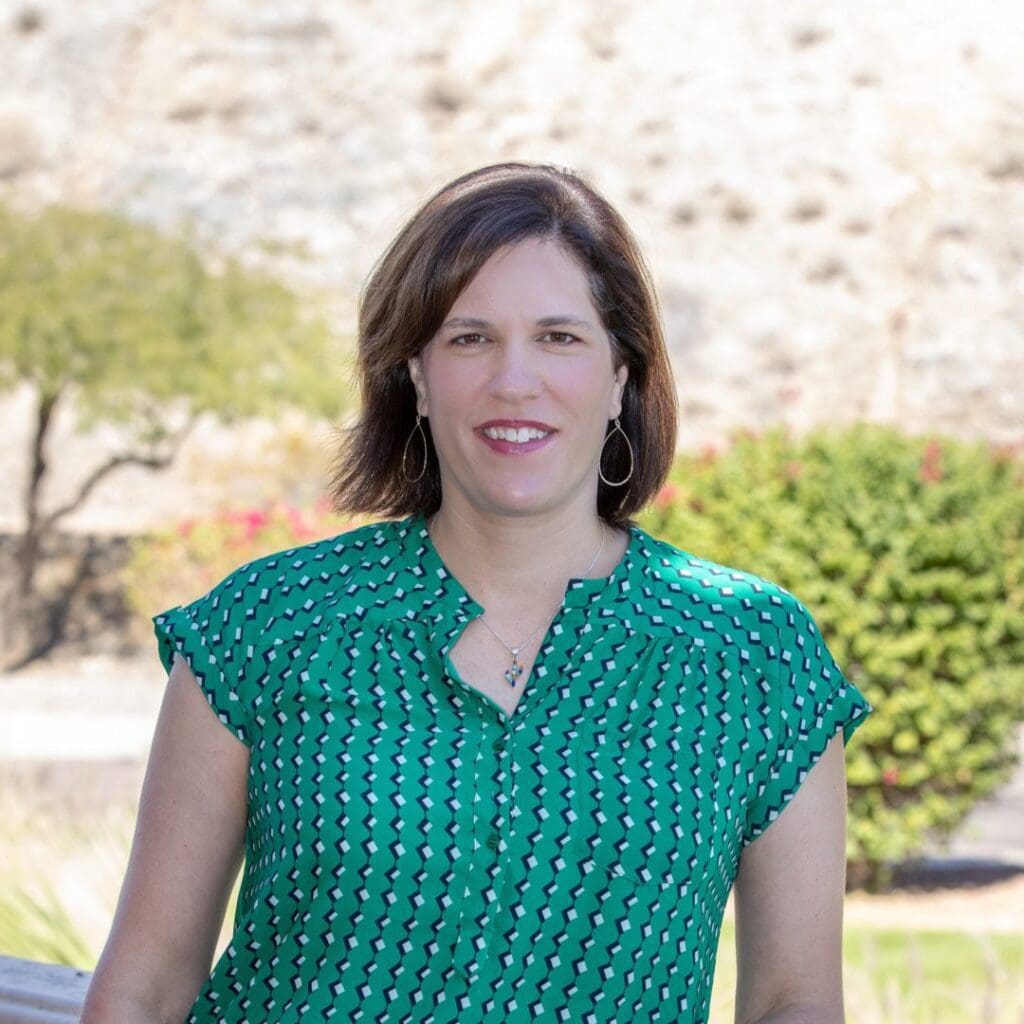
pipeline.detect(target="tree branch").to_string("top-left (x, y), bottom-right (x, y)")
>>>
top-left (40, 416), bottom-right (199, 532)
top-left (24, 386), bottom-right (62, 537)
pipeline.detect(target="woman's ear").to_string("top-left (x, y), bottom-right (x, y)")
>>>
top-left (610, 363), bottom-right (629, 420)
top-left (407, 356), bottom-right (428, 417)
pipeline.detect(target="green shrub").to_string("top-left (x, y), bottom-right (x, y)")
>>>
top-left (637, 424), bottom-right (1024, 889)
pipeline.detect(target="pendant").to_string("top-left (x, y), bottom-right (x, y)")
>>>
top-left (504, 649), bottom-right (524, 686)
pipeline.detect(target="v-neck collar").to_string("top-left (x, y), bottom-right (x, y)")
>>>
top-left (392, 511), bottom-right (648, 723)
top-left (397, 510), bottom-right (643, 622)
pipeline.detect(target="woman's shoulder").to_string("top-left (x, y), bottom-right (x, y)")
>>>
top-left (629, 527), bottom-right (819, 659)
top-left (169, 518), bottom-right (407, 642)
top-left (636, 527), bottom-right (798, 611)
top-left (209, 517), bottom-right (397, 592)
top-left (152, 519), bottom-right (411, 724)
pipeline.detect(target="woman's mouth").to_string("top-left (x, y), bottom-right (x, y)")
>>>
top-left (477, 425), bottom-right (556, 454)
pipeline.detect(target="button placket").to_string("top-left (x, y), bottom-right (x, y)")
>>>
top-left (451, 718), bottom-right (512, 982)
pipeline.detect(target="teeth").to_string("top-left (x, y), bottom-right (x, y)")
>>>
top-left (483, 426), bottom-right (550, 443)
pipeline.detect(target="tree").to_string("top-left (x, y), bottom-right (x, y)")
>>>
top-left (0, 200), bottom-right (353, 665)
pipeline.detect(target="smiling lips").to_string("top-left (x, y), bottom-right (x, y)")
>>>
top-left (477, 420), bottom-right (556, 453)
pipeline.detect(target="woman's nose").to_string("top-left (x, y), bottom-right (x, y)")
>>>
top-left (488, 339), bottom-right (542, 399)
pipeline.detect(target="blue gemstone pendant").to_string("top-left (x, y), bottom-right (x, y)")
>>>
top-left (504, 652), bottom-right (524, 686)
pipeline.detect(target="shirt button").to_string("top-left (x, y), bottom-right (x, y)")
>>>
top-left (485, 833), bottom-right (500, 850)
top-left (492, 738), bottom-right (506, 753)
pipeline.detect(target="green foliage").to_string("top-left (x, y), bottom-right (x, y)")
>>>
top-left (638, 424), bottom-right (1024, 886)
top-left (838, 927), bottom-right (1024, 1023)
top-left (121, 497), bottom-right (364, 617)
top-left (0, 795), bottom-right (241, 970)
top-left (710, 918), bottom-right (1024, 1023)
top-left (0, 880), bottom-right (94, 966)
top-left (0, 200), bottom-right (354, 434)
top-left (0, 795), bottom-right (131, 968)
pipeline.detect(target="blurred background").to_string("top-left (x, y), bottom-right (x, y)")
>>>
top-left (0, 1), bottom-right (1021, 1021)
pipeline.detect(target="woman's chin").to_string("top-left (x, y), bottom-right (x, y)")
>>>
top-left (475, 487), bottom-right (589, 520)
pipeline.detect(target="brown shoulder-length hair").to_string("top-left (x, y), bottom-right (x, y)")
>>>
top-left (326, 161), bottom-right (678, 532)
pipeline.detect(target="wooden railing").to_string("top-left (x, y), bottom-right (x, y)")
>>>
top-left (0, 956), bottom-right (89, 1023)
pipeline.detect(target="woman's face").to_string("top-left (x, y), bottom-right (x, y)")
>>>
top-left (407, 236), bottom-right (628, 524)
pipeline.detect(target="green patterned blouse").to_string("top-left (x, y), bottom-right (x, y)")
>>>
top-left (153, 511), bottom-right (873, 1024)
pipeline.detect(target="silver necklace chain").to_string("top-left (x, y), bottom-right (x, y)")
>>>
top-left (471, 524), bottom-right (606, 684)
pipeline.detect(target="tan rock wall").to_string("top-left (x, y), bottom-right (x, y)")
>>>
top-left (1, 0), bottom-right (1021, 532)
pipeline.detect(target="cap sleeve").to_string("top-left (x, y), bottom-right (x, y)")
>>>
top-left (152, 567), bottom-right (258, 747)
top-left (742, 590), bottom-right (874, 847)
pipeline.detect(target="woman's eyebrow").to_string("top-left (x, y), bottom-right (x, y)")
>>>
top-left (441, 315), bottom-right (595, 329)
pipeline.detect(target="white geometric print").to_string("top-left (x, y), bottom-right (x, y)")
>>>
top-left (153, 512), bottom-right (873, 1023)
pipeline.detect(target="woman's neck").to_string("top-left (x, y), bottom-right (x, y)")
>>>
top-left (425, 507), bottom-right (625, 612)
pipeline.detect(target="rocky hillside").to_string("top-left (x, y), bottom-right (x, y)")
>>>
top-left (1, 0), bottom-right (1022, 532)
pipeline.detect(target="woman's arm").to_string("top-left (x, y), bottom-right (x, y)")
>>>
top-left (80, 653), bottom-right (250, 1023)
top-left (731, 730), bottom-right (849, 1024)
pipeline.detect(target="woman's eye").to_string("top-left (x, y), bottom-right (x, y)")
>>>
top-left (449, 331), bottom-right (579, 346)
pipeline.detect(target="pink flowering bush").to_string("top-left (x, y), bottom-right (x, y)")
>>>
top-left (121, 497), bottom-right (365, 632)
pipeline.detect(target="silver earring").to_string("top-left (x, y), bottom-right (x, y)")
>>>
top-left (402, 413), bottom-right (428, 482)
top-left (598, 416), bottom-right (634, 487)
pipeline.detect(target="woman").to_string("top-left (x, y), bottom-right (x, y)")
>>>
top-left (82, 162), bottom-right (872, 1024)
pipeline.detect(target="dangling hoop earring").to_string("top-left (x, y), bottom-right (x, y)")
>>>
top-left (402, 413), bottom-right (429, 482)
top-left (598, 416), bottom-right (634, 487)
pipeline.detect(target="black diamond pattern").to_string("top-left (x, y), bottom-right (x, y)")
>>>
top-left (151, 511), bottom-right (873, 1022)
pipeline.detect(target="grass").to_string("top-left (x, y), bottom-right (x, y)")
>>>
top-left (0, 876), bottom-right (94, 966)
top-left (0, 791), bottom-right (240, 969)
top-left (0, 788), bottom-right (123, 966)
top-left (842, 927), bottom-right (1023, 1022)
top-left (710, 918), bottom-right (1024, 1022)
